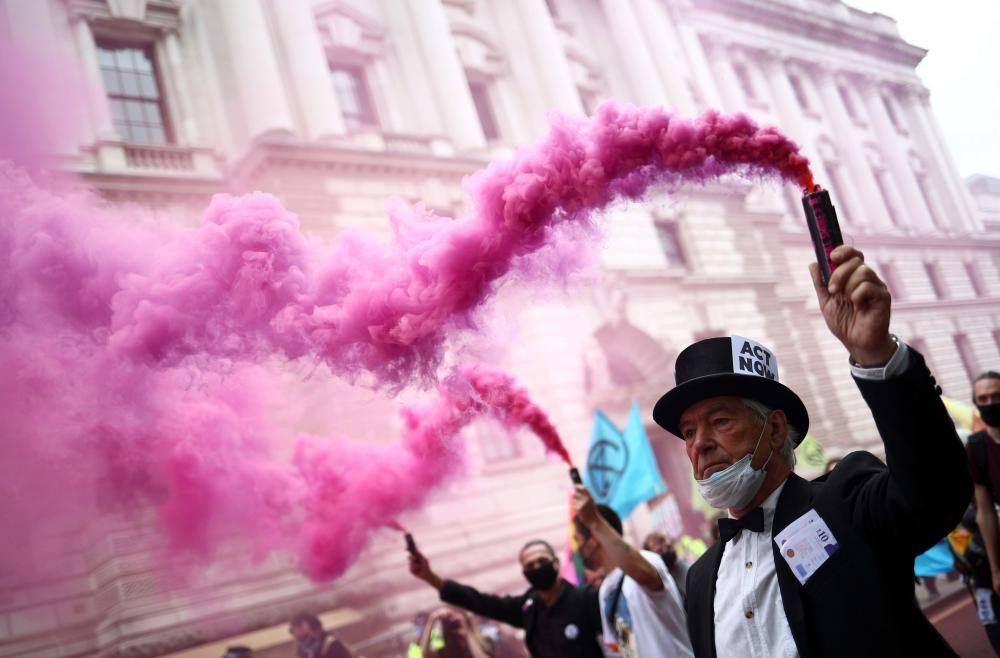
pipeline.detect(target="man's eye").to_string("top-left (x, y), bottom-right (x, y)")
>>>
top-left (712, 417), bottom-right (732, 428)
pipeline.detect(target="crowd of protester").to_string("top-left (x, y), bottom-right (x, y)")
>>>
top-left (223, 249), bottom-right (998, 657)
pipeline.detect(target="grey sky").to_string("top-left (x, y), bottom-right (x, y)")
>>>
top-left (846, 0), bottom-right (1000, 179)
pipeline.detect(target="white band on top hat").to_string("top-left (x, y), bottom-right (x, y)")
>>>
top-left (731, 335), bottom-right (780, 382)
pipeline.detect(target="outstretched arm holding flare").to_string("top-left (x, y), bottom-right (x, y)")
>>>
top-left (809, 244), bottom-right (971, 549)
top-left (571, 486), bottom-right (664, 592)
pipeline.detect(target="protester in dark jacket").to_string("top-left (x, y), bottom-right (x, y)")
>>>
top-left (409, 539), bottom-right (604, 658)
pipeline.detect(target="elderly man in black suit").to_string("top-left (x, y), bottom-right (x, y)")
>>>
top-left (652, 245), bottom-right (971, 657)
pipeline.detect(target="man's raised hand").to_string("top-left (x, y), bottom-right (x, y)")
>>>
top-left (810, 245), bottom-right (895, 366)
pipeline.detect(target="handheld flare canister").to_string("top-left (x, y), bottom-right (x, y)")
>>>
top-left (404, 532), bottom-right (420, 557)
top-left (569, 467), bottom-right (583, 485)
top-left (801, 187), bottom-right (844, 286)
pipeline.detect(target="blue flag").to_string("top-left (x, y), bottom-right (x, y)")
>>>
top-left (583, 401), bottom-right (667, 520)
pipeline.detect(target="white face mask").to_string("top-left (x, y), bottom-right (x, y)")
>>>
top-left (696, 417), bottom-right (774, 511)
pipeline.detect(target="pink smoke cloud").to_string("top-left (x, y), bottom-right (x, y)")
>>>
top-left (104, 104), bottom-right (811, 389)
top-left (0, 90), bottom-right (814, 583)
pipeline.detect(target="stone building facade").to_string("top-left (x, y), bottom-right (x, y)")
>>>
top-left (0, 0), bottom-right (998, 656)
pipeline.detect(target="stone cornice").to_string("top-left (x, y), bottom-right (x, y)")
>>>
top-left (778, 226), bottom-right (1000, 249)
top-left (229, 141), bottom-right (491, 182)
top-left (66, 0), bottom-right (180, 35)
top-left (76, 172), bottom-right (224, 203)
top-left (892, 297), bottom-right (1000, 313)
top-left (691, 0), bottom-right (928, 67)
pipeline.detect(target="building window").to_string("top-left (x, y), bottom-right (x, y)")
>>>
top-left (330, 66), bottom-right (378, 129)
top-left (873, 169), bottom-right (901, 227)
top-left (878, 260), bottom-right (904, 300)
top-left (468, 80), bottom-right (500, 140)
top-left (953, 334), bottom-right (979, 380)
top-left (965, 261), bottom-right (986, 297)
top-left (837, 85), bottom-right (858, 120)
top-left (733, 62), bottom-right (755, 100)
top-left (882, 94), bottom-right (903, 130)
top-left (578, 87), bottom-right (600, 116)
top-left (97, 42), bottom-right (171, 145)
top-left (479, 429), bottom-right (521, 463)
top-left (823, 162), bottom-right (854, 225)
top-left (788, 74), bottom-right (810, 111)
top-left (916, 175), bottom-right (942, 230)
top-left (655, 221), bottom-right (688, 268)
top-left (924, 261), bottom-right (947, 299)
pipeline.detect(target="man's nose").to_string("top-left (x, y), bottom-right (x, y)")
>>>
top-left (689, 427), bottom-right (716, 454)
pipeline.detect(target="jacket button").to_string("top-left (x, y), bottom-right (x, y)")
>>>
top-left (745, 610), bottom-right (754, 619)
top-left (745, 561), bottom-right (753, 569)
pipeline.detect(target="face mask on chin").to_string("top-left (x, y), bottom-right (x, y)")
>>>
top-left (696, 417), bottom-right (774, 511)
top-left (523, 560), bottom-right (559, 590)
top-left (978, 403), bottom-right (1000, 428)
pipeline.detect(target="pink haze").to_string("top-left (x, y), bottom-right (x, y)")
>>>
top-left (0, 58), bottom-right (813, 583)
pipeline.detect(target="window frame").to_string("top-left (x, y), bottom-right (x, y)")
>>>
top-left (953, 333), bottom-right (979, 381)
top-left (467, 79), bottom-right (501, 141)
top-left (95, 39), bottom-right (173, 145)
top-left (923, 261), bottom-right (948, 299)
top-left (788, 74), bottom-right (811, 111)
top-left (732, 61), bottom-right (756, 100)
top-left (329, 64), bottom-right (379, 130)
top-left (653, 220), bottom-right (689, 269)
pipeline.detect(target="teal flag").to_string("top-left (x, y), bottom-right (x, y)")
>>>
top-left (914, 538), bottom-right (955, 577)
top-left (583, 401), bottom-right (668, 520)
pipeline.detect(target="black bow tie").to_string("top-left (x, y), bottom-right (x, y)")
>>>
top-left (718, 507), bottom-right (765, 543)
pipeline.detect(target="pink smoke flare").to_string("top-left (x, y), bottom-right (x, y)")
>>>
top-left (461, 366), bottom-right (573, 466)
top-left (296, 365), bottom-right (570, 581)
top-left (104, 104), bottom-right (811, 388)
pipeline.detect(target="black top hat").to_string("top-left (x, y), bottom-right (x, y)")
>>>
top-left (652, 336), bottom-right (809, 443)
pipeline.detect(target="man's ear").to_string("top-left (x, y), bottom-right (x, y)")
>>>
top-left (769, 409), bottom-right (788, 448)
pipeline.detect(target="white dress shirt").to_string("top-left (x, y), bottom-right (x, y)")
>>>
top-left (713, 481), bottom-right (798, 658)
top-left (712, 339), bottom-right (910, 658)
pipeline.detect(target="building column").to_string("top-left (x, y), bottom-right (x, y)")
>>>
top-left (756, 51), bottom-right (833, 200)
top-left (511, 0), bottom-right (584, 115)
top-left (676, 25), bottom-right (723, 110)
top-left (700, 35), bottom-right (745, 112)
top-left (898, 85), bottom-right (980, 233)
top-left (213, 0), bottom-right (296, 142)
top-left (811, 65), bottom-right (892, 232)
top-left (71, 17), bottom-right (116, 142)
top-left (598, 0), bottom-right (670, 107)
top-left (268, 0), bottom-right (346, 141)
top-left (632, 0), bottom-right (696, 115)
top-left (859, 77), bottom-right (935, 232)
top-left (404, 0), bottom-right (486, 150)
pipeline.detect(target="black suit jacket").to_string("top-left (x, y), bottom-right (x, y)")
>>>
top-left (685, 349), bottom-right (972, 658)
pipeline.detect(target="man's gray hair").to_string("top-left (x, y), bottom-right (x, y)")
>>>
top-left (740, 398), bottom-right (799, 468)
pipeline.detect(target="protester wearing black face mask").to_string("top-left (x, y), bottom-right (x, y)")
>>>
top-left (642, 531), bottom-right (690, 601)
top-left (409, 539), bottom-right (604, 658)
top-left (965, 370), bottom-right (1000, 654)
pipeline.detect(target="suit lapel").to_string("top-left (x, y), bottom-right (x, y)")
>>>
top-left (772, 473), bottom-right (815, 658)
top-left (689, 540), bottom-right (724, 658)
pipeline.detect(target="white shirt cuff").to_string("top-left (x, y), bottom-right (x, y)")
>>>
top-left (850, 336), bottom-right (909, 381)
